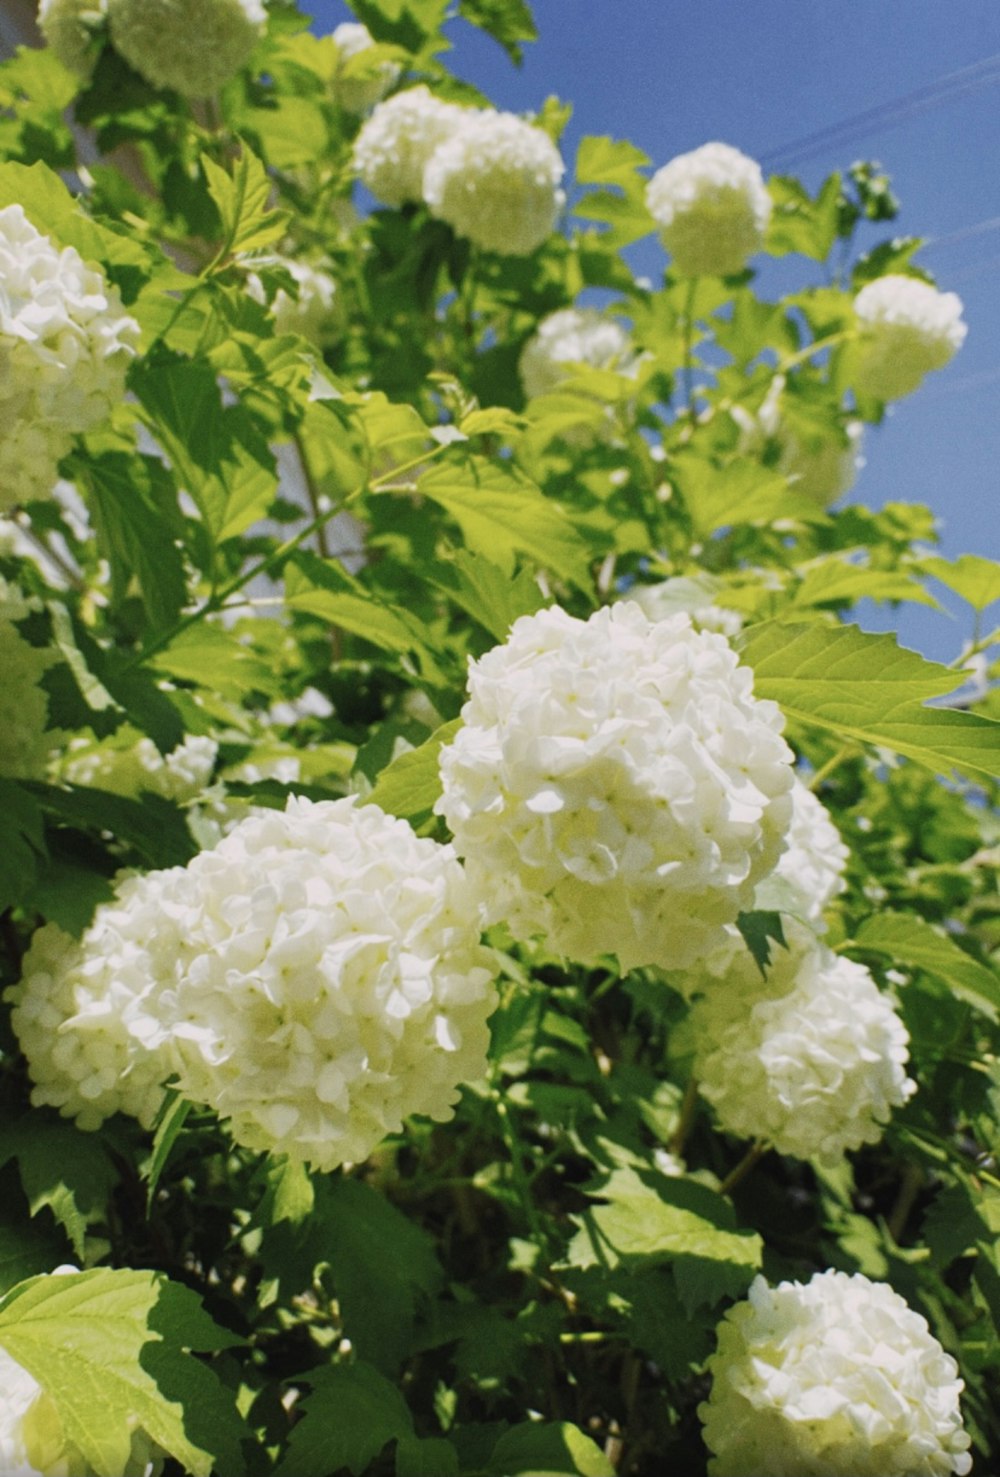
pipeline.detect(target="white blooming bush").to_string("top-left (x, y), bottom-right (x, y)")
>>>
top-left (646, 140), bottom-right (772, 277)
top-left (700, 1270), bottom-right (973, 1476)
top-left (0, 204), bottom-right (138, 511)
top-left (0, 3), bottom-right (997, 1473)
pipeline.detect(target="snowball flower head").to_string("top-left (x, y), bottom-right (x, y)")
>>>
top-left (437, 603), bottom-right (795, 972)
top-left (106, 0), bottom-right (266, 98)
top-left (0, 1332), bottom-right (163, 1477)
top-left (331, 21), bottom-right (400, 113)
top-left (353, 86), bottom-right (468, 208)
top-left (245, 257), bottom-right (338, 345)
top-left (519, 308), bottom-right (635, 400)
top-left (772, 776), bottom-right (848, 924)
top-left (689, 922), bottom-right (914, 1163)
top-left (60, 730), bottom-right (218, 804)
top-left (0, 205), bottom-right (138, 511)
top-left (627, 575), bottom-right (743, 639)
top-left (646, 141), bottom-right (771, 277)
top-left (144, 797), bottom-right (498, 1170)
top-left (37, 0), bottom-right (108, 78)
top-left (700, 1269), bottom-right (972, 1476)
top-left (423, 110), bottom-right (565, 256)
top-left (7, 869), bottom-right (193, 1131)
top-left (0, 581), bottom-right (58, 779)
top-left (851, 274), bottom-right (966, 400)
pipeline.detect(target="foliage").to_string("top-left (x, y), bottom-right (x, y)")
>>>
top-left (0, 1), bottom-right (998, 1473)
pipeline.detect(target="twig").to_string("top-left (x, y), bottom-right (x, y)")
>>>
top-left (719, 1141), bottom-right (767, 1196)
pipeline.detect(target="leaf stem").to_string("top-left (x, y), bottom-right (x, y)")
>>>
top-left (808, 742), bottom-right (857, 792)
top-left (669, 1077), bottom-right (699, 1156)
top-left (718, 1141), bottom-right (767, 1196)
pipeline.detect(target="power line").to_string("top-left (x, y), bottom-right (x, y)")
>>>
top-left (762, 52), bottom-right (1000, 169)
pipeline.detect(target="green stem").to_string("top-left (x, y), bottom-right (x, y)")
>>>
top-left (808, 742), bottom-right (857, 793)
top-left (669, 1077), bottom-right (699, 1156)
top-left (491, 1085), bottom-right (548, 1255)
top-left (719, 1141), bottom-right (766, 1196)
top-left (681, 278), bottom-right (698, 416)
top-left (294, 432), bottom-right (331, 558)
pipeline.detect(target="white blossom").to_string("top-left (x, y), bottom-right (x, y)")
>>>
top-left (773, 776), bottom-right (849, 924)
top-left (689, 923), bottom-right (915, 1163)
top-left (0, 581), bottom-right (59, 779)
top-left (627, 575), bottom-right (743, 639)
top-left (353, 86), bottom-right (468, 208)
top-left (37, 0), bottom-right (107, 78)
top-left (106, 0), bottom-right (266, 98)
top-left (7, 870), bottom-right (191, 1131)
top-left (331, 21), bottom-right (400, 113)
top-left (519, 308), bottom-right (635, 401)
top-left (245, 257), bottom-right (338, 345)
top-left (59, 730), bottom-right (218, 803)
top-left (646, 142), bottom-right (771, 277)
top-left (437, 603), bottom-right (794, 971)
top-left (0, 1336), bottom-right (163, 1476)
top-left (423, 110), bottom-right (565, 256)
top-left (700, 1269), bottom-right (972, 1476)
top-left (0, 205), bottom-right (138, 512)
top-left (852, 275), bottom-right (966, 401)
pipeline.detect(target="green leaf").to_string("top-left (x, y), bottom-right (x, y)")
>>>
top-left (0, 1269), bottom-right (246, 1477)
top-left (575, 135), bottom-right (650, 190)
top-left (0, 1121), bottom-right (117, 1261)
top-left (22, 855), bottom-right (114, 937)
top-left (396, 1435), bottom-right (460, 1477)
top-left (792, 559), bottom-right (938, 611)
top-left (0, 779), bottom-right (47, 912)
top-left (276, 1361), bottom-right (413, 1477)
top-left (414, 456), bottom-right (592, 589)
top-left (74, 449), bottom-right (186, 633)
top-left (149, 622), bottom-right (282, 703)
top-left (738, 620), bottom-right (1000, 783)
top-left (922, 554), bottom-right (1000, 612)
top-left (457, 0), bottom-right (537, 63)
top-left (736, 909), bottom-right (788, 977)
top-left (26, 782), bottom-right (197, 869)
top-left (0, 1206), bottom-right (68, 1297)
top-left (285, 553), bottom-right (433, 659)
top-left (347, 0), bottom-right (449, 51)
top-left (854, 913), bottom-right (1000, 1021)
top-left (144, 1092), bottom-right (193, 1213)
top-left (430, 549), bottom-right (547, 641)
top-left (487, 1422), bottom-right (615, 1477)
top-left (202, 144), bottom-right (287, 260)
top-left (562, 1167), bottom-right (762, 1303)
top-left (673, 457), bottom-right (826, 537)
top-left (365, 718), bottom-right (461, 825)
top-left (766, 173), bottom-right (841, 261)
top-left (132, 353), bottom-right (277, 550)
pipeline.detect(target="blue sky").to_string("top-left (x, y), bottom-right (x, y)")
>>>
top-left (311, 1), bottom-right (1000, 662)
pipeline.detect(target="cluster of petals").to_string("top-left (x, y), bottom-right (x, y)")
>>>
top-left (646, 142), bottom-right (771, 277)
top-left (775, 776), bottom-right (849, 924)
top-left (0, 580), bottom-right (59, 779)
top-left (105, 0), bottom-right (266, 98)
top-left (9, 798), bottom-right (498, 1170)
top-left (0, 205), bottom-right (138, 512)
top-left (37, 0), bottom-right (108, 78)
top-left (423, 110), bottom-right (565, 255)
top-left (353, 86), bottom-right (469, 208)
top-left (0, 1327), bottom-right (162, 1477)
top-left (852, 274), bottom-right (966, 401)
top-left (331, 21), bottom-right (400, 113)
top-left (519, 308), bottom-right (635, 400)
top-left (689, 921), bottom-right (915, 1163)
top-left (700, 1269), bottom-right (972, 1475)
top-left (627, 574), bottom-right (744, 639)
top-left (245, 257), bottom-right (338, 345)
top-left (437, 602), bottom-right (794, 972)
top-left (60, 730), bottom-right (218, 804)
top-left (732, 376), bottom-right (864, 508)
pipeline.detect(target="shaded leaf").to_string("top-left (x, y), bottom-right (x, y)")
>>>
top-left (202, 144), bottom-right (287, 260)
top-left (487, 1422), bottom-right (614, 1477)
top-left (854, 912), bottom-right (1000, 1021)
top-left (276, 1361), bottom-right (413, 1477)
top-left (0, 1121), bottom-right (117, 1261)
top-left (0, 780), bottom-right (46, 912)
top-left (457, 0), bottom-right (537, 63)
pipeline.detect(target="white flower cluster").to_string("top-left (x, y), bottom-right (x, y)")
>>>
top-left (37, 0), bottom-right (107, 78)
top-left (700, 1270), bottom-right (973, 1476)
top-left (689, 922), bottom-right (915, 1163)
top-left (646, 142), bottom-right (771, 278)
top-left (776, 776), bottom-right (849, 925)
top-left (437, 603), bottom-right (794, 972)
top-left (731, 376), bottom-right (864, 508)
top-left (7, 870), bottom-right (193, 1131)
top-left (0, 1312), bottom-right (162, 1477)
top-left (10, 798), bottom-right (498, 1170)
top-left (627, 574), bottom-right (744, 639)
top-left (353, 87), bottom-right (470, 208)
top-left (519, 308), bottom-right (635, 401)
top-left (105, 0), bottom-right (266, 98)
top-left (0, 580), bottom-right (58, 780)
top-left (331, 21), bottom-right (400, 113)
top-left (60, 730), bottom-right (218, 803)
top-left (851, 275), bottom-right (967, 401)
top-left (0, 205), bottom-right (139, 512)
top-left (245, 257), bottom-right (338, 346)
top-left (355, 91), bottom-right (565, 255)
